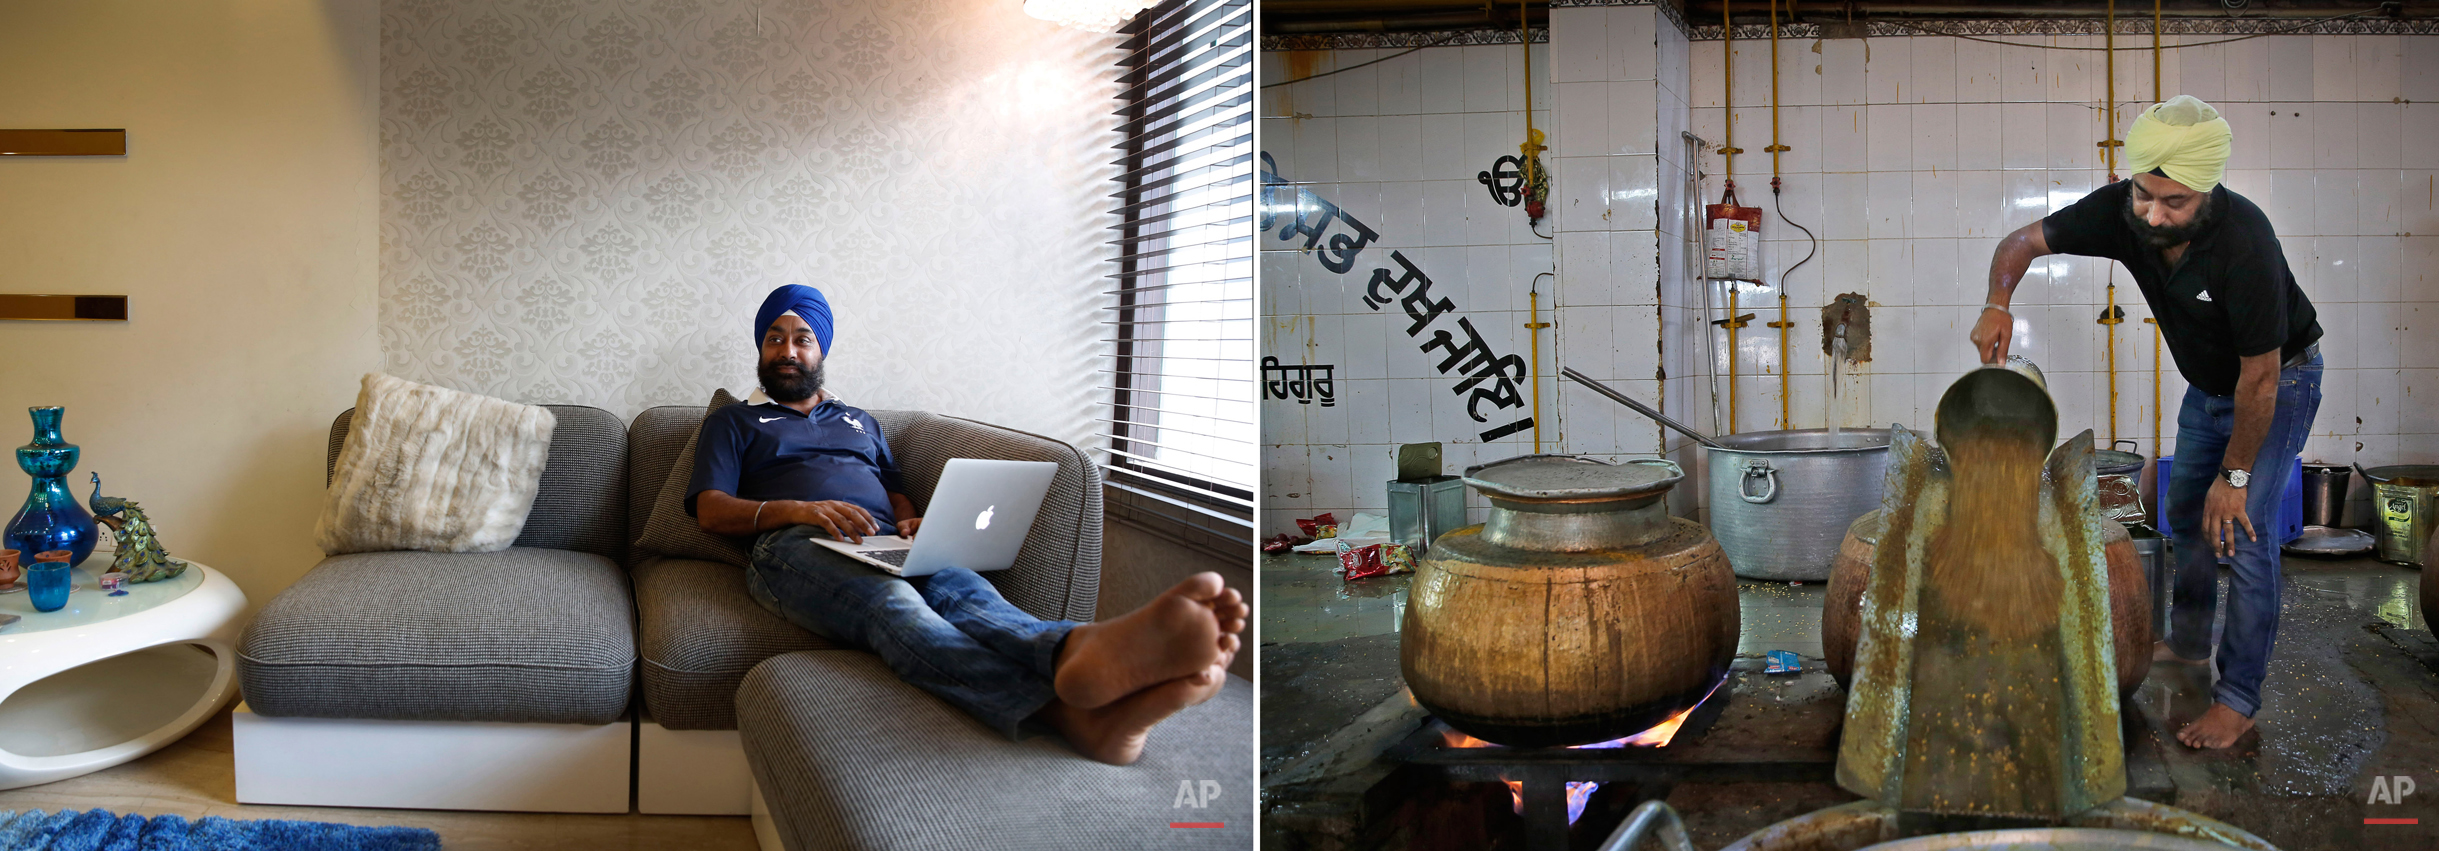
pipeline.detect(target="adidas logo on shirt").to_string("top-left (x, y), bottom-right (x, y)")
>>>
top-left (2195, 291), bottom-right (2213, 302)
top-left (842, 414), bottom-right (866, 432)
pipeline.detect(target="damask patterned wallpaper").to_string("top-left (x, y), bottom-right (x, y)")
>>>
top-left (381, 0), bottom-right (1121, 449)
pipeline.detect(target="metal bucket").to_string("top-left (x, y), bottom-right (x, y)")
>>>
top-left (2300, 464), bottom-right (2351, 528)
top-left (1705, 429), bottom-right (1893, 581)
top-left (2096, 441), bottom-right (2149, 525)
top-left (2361, 464), bottom-right (2439, 567)
top-left (2128, 523), bottom-right (2171, 637)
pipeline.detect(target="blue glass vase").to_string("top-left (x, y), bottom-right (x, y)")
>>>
top-left (7, 407), bottom-right (99, 568)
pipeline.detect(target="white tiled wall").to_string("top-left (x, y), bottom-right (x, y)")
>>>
top-left (1262, 24), bottom-right (2439, 536)
top-left (1682, 32), bottom-right (2439, 470)
top-left (1259, 42), bottom-right (1558, 532)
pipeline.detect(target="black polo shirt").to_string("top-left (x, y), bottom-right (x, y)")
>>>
top-left (684, 397), bottom-right (903, 536)
top-left (2041, 180), bottom-right (2319, 397)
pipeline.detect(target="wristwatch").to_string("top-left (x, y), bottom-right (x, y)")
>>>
top-left (2220, 467), bottom-right (2251, 489)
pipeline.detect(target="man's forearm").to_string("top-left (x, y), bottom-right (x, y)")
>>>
top-left (696, 490), bottom-right (774, 536)
top-left (1985, 223), bottom-right (2045, 306)
top-left (2221, 374), bottom-right (2277, 475)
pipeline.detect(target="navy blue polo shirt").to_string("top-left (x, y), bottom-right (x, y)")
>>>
top-left (684, 397), bottom-right (903, 536)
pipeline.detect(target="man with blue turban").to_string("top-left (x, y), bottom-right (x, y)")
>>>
top-left (1969, 96), bottom-right (2321, 750)
top-left (685, 284), bottom-right (1247, 764)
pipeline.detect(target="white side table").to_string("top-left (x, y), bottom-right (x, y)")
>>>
top-left (0, 557), bottom-right (247, 790)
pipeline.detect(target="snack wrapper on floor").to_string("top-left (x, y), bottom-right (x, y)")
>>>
top-left (1336, 539), bottom-right (1414, 581)
top-left (1297, 513), bottom-right (1339, 540)
top-left (1765, 650), bottom-right (1801, 674)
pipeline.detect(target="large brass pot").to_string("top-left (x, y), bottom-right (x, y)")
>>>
top-left (1400, 455), bottom-right (1739, 747)
top-left (1824, 509), bottom-right (2153, 695)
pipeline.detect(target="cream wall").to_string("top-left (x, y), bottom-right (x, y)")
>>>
top-left (0, 1), bottom-right (382, 600)
top-left (379, 0), bottom-right (1121, 449)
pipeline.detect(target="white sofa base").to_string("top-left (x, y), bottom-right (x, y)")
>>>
top-left (751, 780), bottom-right (784, 851)
top-left (231, 703), bottom-right (632, 813)
top-left (636, 718), bottom-right (754, 815)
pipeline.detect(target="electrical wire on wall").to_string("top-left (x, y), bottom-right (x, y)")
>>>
top-left (1763, 0), bottom-right (1818, 430)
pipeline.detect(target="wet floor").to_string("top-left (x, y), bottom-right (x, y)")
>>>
top-left (1261, 549), bottom-right (2439, 850)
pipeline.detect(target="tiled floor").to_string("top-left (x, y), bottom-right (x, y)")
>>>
top-left (1262, 547), bottom-right (2439, 850)
top-left (0, 708), bottom-right (759, 851)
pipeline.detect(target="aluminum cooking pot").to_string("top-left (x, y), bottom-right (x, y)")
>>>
top-left (1704, 429), bottom-right (1893, 582)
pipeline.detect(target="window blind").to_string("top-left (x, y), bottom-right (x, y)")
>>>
top-left (1103, 0), bottom-right (1254, 552)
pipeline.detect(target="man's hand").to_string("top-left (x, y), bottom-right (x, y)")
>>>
top-left (795, 499), bottom-right (880, 544)
top-left (900, 517), bottom-right (924, 538)
top-left (2203, 477), bottom-right (2255, 558)
top-left (1970, 307), bottom-right (2013, 364)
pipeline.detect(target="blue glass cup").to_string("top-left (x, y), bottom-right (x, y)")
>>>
top-left (26, 558), bottom-right (69, 612)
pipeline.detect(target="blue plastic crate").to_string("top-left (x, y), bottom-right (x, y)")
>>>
top-left (2155, 454), bottom-right (2302, 544)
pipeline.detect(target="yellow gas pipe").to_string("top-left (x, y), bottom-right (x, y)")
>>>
top-left (2098, 0), bottom-right (2124, 444)
top-left (1718, 0), bottom-right (1745, 434)
top-left (2146, 317), bottom-right (2162, 448)
top-left (1528, 274), bottom-right (1553, 454)
top-left (1764, 0), bottom-right (1794, 429)
top-left (1512, 1), bottom-right (1551, 451)
top-left (1770, 295), bottom-right (1794, 427)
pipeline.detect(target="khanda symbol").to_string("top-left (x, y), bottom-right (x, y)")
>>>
top-left (1477, 155), bottom-right (1526, 208)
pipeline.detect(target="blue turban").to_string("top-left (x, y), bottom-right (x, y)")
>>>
top-left (754, 285), bottom-right (833, 355)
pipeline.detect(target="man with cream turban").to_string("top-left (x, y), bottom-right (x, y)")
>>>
top-left (1970, 95), bottom-right (2321, 750)
top-left (686, 284), bottom-right (1249, 764)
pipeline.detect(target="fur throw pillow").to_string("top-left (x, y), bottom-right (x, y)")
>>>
top-left (633, 388), bottom-right (750, 567)
top-left (315, 373), bottom-right (557, 555)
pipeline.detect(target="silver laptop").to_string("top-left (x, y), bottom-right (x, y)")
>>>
top-left (811, 458), bottom-right (1060, 577)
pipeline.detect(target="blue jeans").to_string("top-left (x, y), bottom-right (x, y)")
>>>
top-left (2162, 348), bottom-right (2321, 718)
top-left (746, 525), bottom-right (1078, 739)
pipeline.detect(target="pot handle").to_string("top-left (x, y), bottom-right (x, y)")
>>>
top-left (2113, 439), bottom-right (2142, 455)
top-left (1739, 460), bottom-right (1779, 504)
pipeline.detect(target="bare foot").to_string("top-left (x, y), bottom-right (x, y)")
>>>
top-left (2152, 642), bottom-right (2210, 665)
top-left (1043, 666), bottom-right (1226, 765)
top-left (1055, 573), bottom-right (1226, 709)
top-left (1208, 585), bottom-right (1250, 638)
top-left (2176, 702), bottom-right (2256, 749)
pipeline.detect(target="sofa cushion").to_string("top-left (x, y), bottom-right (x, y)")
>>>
top-left (315, 374), bottom-right (558, 556)
top-left (237, 548), bottom-right (635, 724)
top-left (634, 554), bottom-right (834, 730)
top-left (632, 389), bottom-right (749, 566)
top-left (738, 651), bottom-right (1252, 851)
top-left (326, 404), bottom-right (629, 563)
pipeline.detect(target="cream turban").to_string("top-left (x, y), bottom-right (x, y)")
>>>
top-left (2123, 95), bottom-right (2232, 193)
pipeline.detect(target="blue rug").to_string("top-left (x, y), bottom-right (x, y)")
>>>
top-left (0, 810), bottom-right (440, 851)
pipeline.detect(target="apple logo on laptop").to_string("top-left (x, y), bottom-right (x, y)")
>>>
top-left (975, 505), bottom-right (995, 531)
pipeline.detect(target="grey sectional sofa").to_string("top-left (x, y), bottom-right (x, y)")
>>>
top-left (235, 401), bottom-right (1252, 848)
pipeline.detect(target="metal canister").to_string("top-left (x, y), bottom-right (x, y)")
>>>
top-left (1386, 475), bottom-right (1467, 555)
top-left (2361, 464), bottom-right (2439, 566)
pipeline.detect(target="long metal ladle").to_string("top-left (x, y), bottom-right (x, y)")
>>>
top-left (1561, 367), bottom-right (1726, 450)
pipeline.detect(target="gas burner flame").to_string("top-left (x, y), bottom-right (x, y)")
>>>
top-left (1434, 679), bottom-right (1727, 823)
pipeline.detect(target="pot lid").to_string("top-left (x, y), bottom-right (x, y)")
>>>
top-left (2362, 464), bottom-right (2439, 486)
top-left (2093, 449), bottom-right (2145, 472)
top-left (1462, 454), bottom-right (1682, 502)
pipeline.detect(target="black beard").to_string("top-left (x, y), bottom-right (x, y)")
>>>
top-left (759, 359), bottom-right (824, 402)
top-left (2123, 187), bottom-right (2217, 250)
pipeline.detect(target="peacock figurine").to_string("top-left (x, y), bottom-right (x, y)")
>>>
top-left (89, 473), bottom-right (187, 583)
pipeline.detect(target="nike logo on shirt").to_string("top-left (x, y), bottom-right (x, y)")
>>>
top-left (760, 416), bottom-right (784, 423)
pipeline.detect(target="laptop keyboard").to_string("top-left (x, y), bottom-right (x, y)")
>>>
top-left (857, 549), bottom-right (912, 567)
